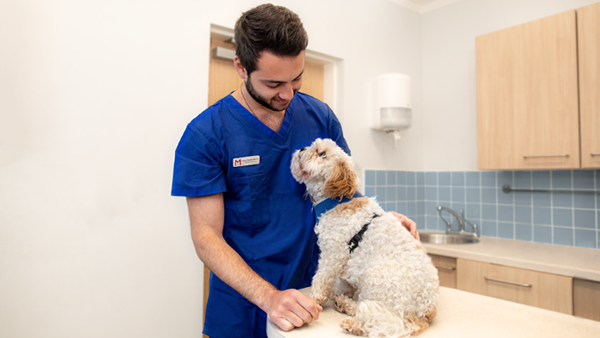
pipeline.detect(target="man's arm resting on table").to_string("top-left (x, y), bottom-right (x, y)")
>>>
top-left (186, 194), bottom-right (322, 331)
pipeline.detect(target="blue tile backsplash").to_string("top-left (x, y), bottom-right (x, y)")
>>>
top-left (364, 169), bottom-right (600, 250)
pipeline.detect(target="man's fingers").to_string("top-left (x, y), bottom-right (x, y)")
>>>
top-left (389, 211), bottom-right (420, 241)
top-left (413, 226), bottom-right (421, 240)
top-left (269, 315), bottom-right (294, 332)
top-left (403, 218), bottom-right (419, 239)
top-left (284, 290), bottom-right (321, 324)
top-left (269, 306), bottom-right (304, 331)
top-left (268, 289), bottom-right (322, 331)
top-left (295, 292), bottom-right (322, 320)
top-left (283, 298), bottom-right (313, 325)
top-left (283, 308), bottom-right (306, 328)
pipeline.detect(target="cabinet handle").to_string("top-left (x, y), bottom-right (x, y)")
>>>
top-left (484, 277), bottom-right (532, 288)
top-left (523, 154), bottom-right (569, 159)
top-left (592, 153), bottom-right (600, 157)
top-left (434, 265), bottom-right (456, 271)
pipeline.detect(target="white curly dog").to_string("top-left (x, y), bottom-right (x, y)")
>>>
top-left (291, 138), bottom-right (439, 337)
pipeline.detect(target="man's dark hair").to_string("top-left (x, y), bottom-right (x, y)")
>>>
top-left (234, 4), bottom-right (309, 75)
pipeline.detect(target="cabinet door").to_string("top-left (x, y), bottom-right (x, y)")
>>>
top-left (429, 254), bottom-right (457, 289)
top-left (574, 279), bottom-right (600, 321)
top-left (457, 259), bottom-right (573, 315)
top-left (578, 2), bottom-right (600, 168)
top-left (476, 10), bottom-right (580, 170)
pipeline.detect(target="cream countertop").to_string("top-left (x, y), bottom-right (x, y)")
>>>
top-left (419, 231), bottom-right (600, 282)
top-left (267, 287), bottom-right (600, 338)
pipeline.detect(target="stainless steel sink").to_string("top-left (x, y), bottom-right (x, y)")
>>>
top-left (419, 231), bottom-right (480, 244)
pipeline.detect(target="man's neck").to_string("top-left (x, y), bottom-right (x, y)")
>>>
top-left (232, 87), bottom-right (285, 133)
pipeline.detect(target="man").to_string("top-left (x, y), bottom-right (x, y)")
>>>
top-left (172, 4), bottom-right (419, 337)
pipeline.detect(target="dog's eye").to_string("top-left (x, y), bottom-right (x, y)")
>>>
top-left (319, 151), bottom-right (327, 158)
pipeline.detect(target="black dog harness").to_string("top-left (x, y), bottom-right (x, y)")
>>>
top-left (348, 214), bottom-right (380, 253)
top-left (313, 192), bottom-right (380, 254)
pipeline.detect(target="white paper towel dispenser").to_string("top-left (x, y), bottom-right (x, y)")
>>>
top-left (371, 73), bottom-right (412, 146)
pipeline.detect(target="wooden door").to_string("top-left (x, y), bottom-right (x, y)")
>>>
top-left (476, 10), bottom-right (580, 170)
top-left (203, 37), bottom-right (325, 336)
top-left (208, 39), bottom-right (324, 105)
top-left (208, 39), bottom-right (244, 106)
top-left (578, 2), bottom-right (600, 169)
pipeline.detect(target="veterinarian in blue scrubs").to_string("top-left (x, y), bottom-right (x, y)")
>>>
top-left (172, 4), bottom-right (418, 338)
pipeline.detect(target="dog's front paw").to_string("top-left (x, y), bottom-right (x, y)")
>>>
top-left (310, 290), bottom-right (329, 305)
top-left (334, 295), bottom-right (357, 316)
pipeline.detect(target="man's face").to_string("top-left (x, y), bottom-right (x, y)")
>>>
top-left (244, 51), bottom-right (304, 112)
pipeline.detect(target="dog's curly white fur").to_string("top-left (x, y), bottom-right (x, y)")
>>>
top-left (291, 138), bottom-right (439, 337)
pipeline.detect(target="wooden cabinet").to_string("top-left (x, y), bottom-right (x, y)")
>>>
top-left (476, 4), bottom-right (600, 170)
top-left (574, 279), bottom-right (600, 321)
top-left (456, 259), bottom-right (573, 315)
top-left (476, 10), bottom-right (579, 170)
top-left (429, 254), bottom-right (457, 288)
top-left (429, 254), bottom-right (599, 321)
top-left (578, 2), bottom-right (600, 168)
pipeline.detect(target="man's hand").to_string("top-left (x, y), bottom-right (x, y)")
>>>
top-left (265, 289), bottom-right (323, 331)
top-left (188, 195), bottom-right (321, 331)
top-left (389, 211), bottom-right (420, 241)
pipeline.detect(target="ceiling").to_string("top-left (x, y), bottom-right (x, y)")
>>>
top-left (389, 0), bottom-right (465, 13)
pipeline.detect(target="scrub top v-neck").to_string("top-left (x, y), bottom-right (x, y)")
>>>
top-left (172, 92), bottom-right (350, 338)
top-left (231, 93), bottom-right (293, 142)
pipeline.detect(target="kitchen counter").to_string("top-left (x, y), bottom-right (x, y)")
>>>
top-left (419, 231), bottom-right (600, 282)
top-left (266, 287), bottom-right (600, 338)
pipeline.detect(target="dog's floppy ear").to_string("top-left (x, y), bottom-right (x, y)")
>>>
top-left (323, 159), bottom-right (357, 200)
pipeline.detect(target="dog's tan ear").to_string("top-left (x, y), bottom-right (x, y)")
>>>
top-left (324, 159), bottom-right (357, 200)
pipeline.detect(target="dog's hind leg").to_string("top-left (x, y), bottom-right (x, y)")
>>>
top-left (340, 318), bottom-right (368, 336)
top-left (352, 300), bottom-right (418, 338)
top-left (331, 279), bottom-right (358, 315)
top-left (407, 306), bottom-right (437, 335)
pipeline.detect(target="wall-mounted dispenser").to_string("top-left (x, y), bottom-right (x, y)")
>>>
top-left (371, 73), bottom-right (412, 147)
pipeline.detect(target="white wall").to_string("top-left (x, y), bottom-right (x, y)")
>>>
top-left (421, 0), bottom-right (599, 171)
top-left (3, 0), bottom-right (596, 336)
top-left (0, 1), bottom-right (421, 337)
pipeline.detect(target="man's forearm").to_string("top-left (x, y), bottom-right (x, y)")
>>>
top-left (192, 226), bottom-right (277, 311)
top-left (186, 194), bottom-right (321, 331)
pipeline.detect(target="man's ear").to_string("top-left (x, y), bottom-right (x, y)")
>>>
top-left (233, 56), bottom-right (248, 80)
top-left (323, 159), bottom-right (357, 201)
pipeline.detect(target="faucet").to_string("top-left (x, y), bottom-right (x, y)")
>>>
top-left (437, 206), bottom-right (463, 233)
top-left (437, 206), bottom-right (478, 237)
top-left (461, 210), bottom-right (479, 238)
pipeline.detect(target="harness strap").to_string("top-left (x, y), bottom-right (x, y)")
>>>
top-left (348, 214), bottom-right (379, 253)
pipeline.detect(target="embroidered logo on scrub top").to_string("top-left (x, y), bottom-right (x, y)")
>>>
top-left (233, 155), bottom-right (260, 167)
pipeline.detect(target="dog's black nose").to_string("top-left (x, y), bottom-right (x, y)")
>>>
top-left (300, 147), bottom-right (306, 152)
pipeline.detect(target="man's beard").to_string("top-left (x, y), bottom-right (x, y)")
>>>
top-left (245, 76), bottom-right (296, 112)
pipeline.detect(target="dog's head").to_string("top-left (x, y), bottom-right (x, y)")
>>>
top-left (291, 138), bottom-right (357, 201)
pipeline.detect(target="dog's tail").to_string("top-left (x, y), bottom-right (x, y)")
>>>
top-left (353, 300), bottom-right (436, 338)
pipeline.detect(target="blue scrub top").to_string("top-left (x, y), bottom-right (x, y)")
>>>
top-left (172, 92), bottom-right (349, 338)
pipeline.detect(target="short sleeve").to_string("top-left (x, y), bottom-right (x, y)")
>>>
top-left (171, 124), bottom-right (227, 197)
